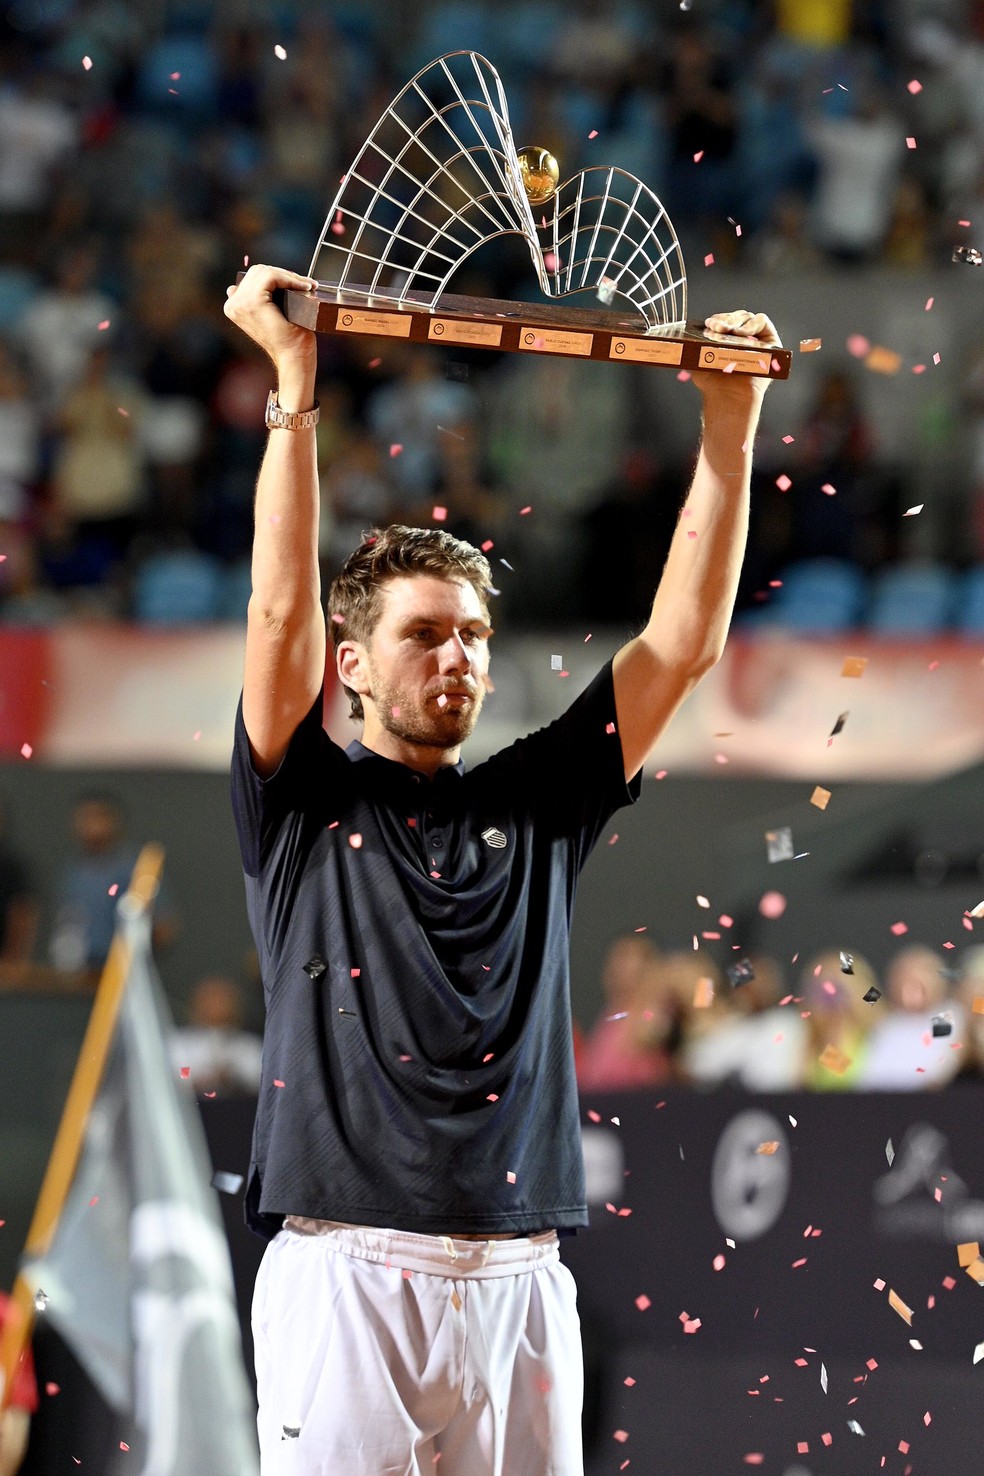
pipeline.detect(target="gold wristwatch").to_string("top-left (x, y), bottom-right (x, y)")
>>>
top-left (265, 390), bottom-right (320, 431)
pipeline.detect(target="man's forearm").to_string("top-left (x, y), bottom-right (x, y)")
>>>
top-left (250, 355), bottom-right (321, 621)
top-left (644, 397), bottom-right (761, 673)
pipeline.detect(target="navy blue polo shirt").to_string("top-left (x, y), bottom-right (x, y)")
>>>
top-left (232, 659), bottom-right (640, 1241)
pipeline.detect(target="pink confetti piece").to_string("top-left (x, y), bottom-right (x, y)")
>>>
top-left (847, 334), bottom-right (870, 357)
top-left (180, 1066), bottom-right (190, 1079)
top-left (908, 79), bottom-right (922, 93)
top-left (273, 1078), bottom-right (285, 1088)
top-left (487, 1093), bottom-right (499, 1102)
top-left (683, 1318), bottom-right (701, 1333)
top-left (274, 43), bottom-right (287, 59)
top-left (906, 136), bottom-right (917, 149)
top-left (624, 1377), bottom-right (636, 1387)
top-left (98, 320), bottom-right (111, 331)
top-left (45, 1383), bottom-right (60, 1396)
top-left (193, 730), bottom-right (202, 741)
top-left (925, 297), bottom-right (934, 311)
top-left (350, 968), bottom-right (360, 978)
top-left (170, 72), bottom-right (181, 80)
top-left (432, 505), bottom-right (447, 522)
top-left (891, 920), bottom-right (908, 935)
top-left (605, 721), bottom-right (617, 734)
top-left (368, 356), bottom-right (381, 369)
top-left (20, 742), bottom-right (32, 759)
top-left (348, 833), bottom-right (363, 849)
top-left (588, 129), bottom-right (598, 139)
top-left (782, 434), bottom-right (795, 443)
top-left (899, 1441), bottom-right (910, 1454)
top-left (82, 55), bottom-right (93, 70)
top-left (635, 1294), bottom-right (651, 1311)
top-left (776, 474), bottom-right (792, 491)
top-left (759, 891), bottom-right (787, 919)
top-left (912, 364), bottom-right (926, 374)
top-left (108, 883), bottom-right (119, 897)
top-left (933, 351), bottom-right (941, 364)
top-left (506, 1170), bottom-right (516, 1184)
top-left (713, 1254), bottom-right (726, 1271)
top-left (519, 505), bottom-right (531, 515)
top-left (742, 1457), bottom-right (764, 1466)
top-left (704, 253), bottom-right (714, 267)
top-left (821, 1432), bottom-right (832, 1447)
top-left (693, 150), bottom-right (704, 163)
top-left (613, 1430), bottom-right (628, 1443)
top-left (677, 368), bottom-right (691, 382)
top-left (120, 1443), bottom-right (129, 1452)
top-left (389, 443), bottom-right (403, 457)
top-left (924, 1411), bottom-right (932, 1426)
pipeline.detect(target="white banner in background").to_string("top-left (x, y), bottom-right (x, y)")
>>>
top-left (5, 627), bottom-right (984, 779)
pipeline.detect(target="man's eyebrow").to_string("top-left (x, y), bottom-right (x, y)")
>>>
top-left (398, 615), bottom-right (490, 630)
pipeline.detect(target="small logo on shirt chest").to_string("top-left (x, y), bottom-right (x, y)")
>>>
top-left (481, 826), bottom-right (508, 849)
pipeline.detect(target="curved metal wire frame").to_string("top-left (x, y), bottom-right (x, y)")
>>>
top-left (308, 51), bottom-right (687, 331)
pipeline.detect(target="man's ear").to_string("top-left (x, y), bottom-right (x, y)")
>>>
top-left (337, 640), bottom-right (370, 696)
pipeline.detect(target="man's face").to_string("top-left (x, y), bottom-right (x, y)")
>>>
top-left (360, 575), bottom-right (492, 751)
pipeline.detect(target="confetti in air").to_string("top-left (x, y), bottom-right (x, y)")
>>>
top-left (953, 245), bottom-right (983, 265)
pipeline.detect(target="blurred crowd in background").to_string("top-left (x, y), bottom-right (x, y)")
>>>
top-left (2, 0), bottom-right (984, 627)
top-left (576, 930), bottom-right (984, 1091)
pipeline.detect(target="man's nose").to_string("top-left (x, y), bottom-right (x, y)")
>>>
top-left (439, 634), bottom-right (472, 670)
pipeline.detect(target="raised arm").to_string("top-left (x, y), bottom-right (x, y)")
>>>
top-left (223, 265), bottom-right (326, 777)
top-left (613, 310), bottom-right (781, 781)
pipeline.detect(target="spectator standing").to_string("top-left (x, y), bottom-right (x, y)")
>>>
top-left (49, 794), bottom-right (177, 977)
top-left (860, 944), bottom-right (965, 1089)
top-left (16, 246), bottom-right (115, 406)
top-left (170, 974), bottom-right (263, 1096)
top-left (806, 83), bottom-right (906, 263)
top-left (577, 936), bottom-right (676, 1091)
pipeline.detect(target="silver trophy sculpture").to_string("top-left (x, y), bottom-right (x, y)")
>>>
top-left (262, 51), bottom-right (789, 378)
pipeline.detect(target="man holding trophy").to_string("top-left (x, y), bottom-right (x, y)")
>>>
top-left (224, 46), bottom-right (781, 1476)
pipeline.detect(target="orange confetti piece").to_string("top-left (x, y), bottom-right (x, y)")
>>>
top-left (841, 656), bottom-right (867, 677)
top-left (756, 1141), bottom-right (780, 1156)
top-left (888, 1289), bottom-right (913, 1324)
top-left (693, 976), bottom-right (715, 1009)
top-left (972, 997), bottom-right (984, 1014)
top-left (810, 786), bottom-right (831, 810)
top-left (818, 1043), bottom-right (852, 1075)
top-left (865, 345), bottom-right (902, 375)
top-left (957, 1243), bottom-right (981, 1267)
top-left (799, 338), bottom-right (822, 352)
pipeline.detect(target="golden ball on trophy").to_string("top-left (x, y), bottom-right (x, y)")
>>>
top-left (517, 145), bottom-right (560, 205)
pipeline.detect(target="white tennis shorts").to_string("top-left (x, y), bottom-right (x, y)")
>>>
top-left (252, 1219), bottom-right (584, 1476)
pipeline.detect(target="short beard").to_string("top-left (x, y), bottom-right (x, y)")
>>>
top-left (366, 659), bottom-right (484, 751)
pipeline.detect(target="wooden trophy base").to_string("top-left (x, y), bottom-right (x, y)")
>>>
top-left (257, 279), bottom-right (791, 379)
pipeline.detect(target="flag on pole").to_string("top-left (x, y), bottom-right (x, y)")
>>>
top-left (1, 846), bottom-right (259, 1474)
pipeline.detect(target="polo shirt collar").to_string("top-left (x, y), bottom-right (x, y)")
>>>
top-left (345, 740), bottom-right (465, 786)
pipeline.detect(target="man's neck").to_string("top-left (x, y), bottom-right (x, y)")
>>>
top-left (357, 723), bottom-right (460, 779)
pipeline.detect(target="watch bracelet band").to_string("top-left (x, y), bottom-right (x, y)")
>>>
top-left (265, 389), bottom-right (320, 431)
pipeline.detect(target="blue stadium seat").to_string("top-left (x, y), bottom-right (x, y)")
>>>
top-left (868, 562), bottom-right (955, 636)
top-left (766, 558), bottom-right (867, 634)
top-left (133, 551), bottom-right (222, 625)
top-left (216, 559), bottom-right (253, 623)
top-left (0, 267), bottom-right (40, 332)
top-left (135, 34), bottom-right (219, 117)
top-left (955, 565), bottom-right (984, 636)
